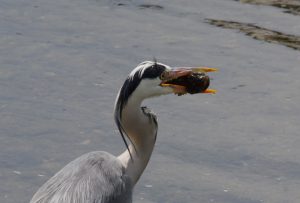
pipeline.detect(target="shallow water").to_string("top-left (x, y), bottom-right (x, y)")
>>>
top-left (0, 0), bottom-right (300, 203)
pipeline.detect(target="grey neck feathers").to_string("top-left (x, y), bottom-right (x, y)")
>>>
top-left (117, 101), bottom-right (158, 185)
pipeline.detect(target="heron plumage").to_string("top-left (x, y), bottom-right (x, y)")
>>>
top-left (30, 151), bottom-right (132, 203)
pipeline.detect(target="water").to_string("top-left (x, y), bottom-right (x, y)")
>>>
top-left (0, 0), bottom-right (300, 202)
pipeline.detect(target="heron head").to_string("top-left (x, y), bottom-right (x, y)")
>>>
top-left (118, 61), bottom-right (217, 104)
top-left (115, 60), bottom-right (217, 119)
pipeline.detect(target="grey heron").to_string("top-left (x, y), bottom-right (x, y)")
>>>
top-left (30, 61), bottom-right (216, 203)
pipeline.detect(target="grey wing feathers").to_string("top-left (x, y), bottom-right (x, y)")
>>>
top-left (30, 151), bottom-right (132, 203)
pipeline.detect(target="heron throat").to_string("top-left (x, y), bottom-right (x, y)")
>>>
top-left (115, 90), bottom-right (158, 185)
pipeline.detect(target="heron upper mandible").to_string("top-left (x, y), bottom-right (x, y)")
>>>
top-left (30, 61), bottom-right (216, 203)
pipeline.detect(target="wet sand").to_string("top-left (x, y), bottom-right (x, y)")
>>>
top-left (0, 0), bottom-right (300, 202)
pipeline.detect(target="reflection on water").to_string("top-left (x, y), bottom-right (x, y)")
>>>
top-left (207, 19), bottom-right (300, 50)
top-left (238, 0), bottom-right (300, 15)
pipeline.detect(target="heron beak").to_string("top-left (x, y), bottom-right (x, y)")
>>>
top-left (160, 67), bottom-right (217, 95)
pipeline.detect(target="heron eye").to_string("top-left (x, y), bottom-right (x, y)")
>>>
top-left (160, 71), bottom-right (168, 80)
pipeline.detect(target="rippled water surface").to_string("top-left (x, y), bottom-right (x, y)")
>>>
top-left (1, 0), bottom-right (300, 203)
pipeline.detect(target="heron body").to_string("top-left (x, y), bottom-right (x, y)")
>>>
top-left (30, 61), bottom-right (214, 203)
top-left (30, 152), bottom-right (132, 203)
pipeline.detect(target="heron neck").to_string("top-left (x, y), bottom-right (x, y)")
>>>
top-left (117, 97), bottom-right (157, 185)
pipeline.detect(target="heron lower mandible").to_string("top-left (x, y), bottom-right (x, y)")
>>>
top-left (30, 61), bottom-right (216, 203)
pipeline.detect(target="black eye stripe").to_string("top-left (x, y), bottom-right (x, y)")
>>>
top-left (141, 64), bottom-right (166, 79)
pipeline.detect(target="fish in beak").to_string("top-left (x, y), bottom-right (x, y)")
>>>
top-left (160, 67), bottom-right (217, 95)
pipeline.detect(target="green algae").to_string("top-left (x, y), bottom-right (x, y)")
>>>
top-left (238, 0), bottom-right (300, 15)
top-left (207, 19), bottom-right (300, 50)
